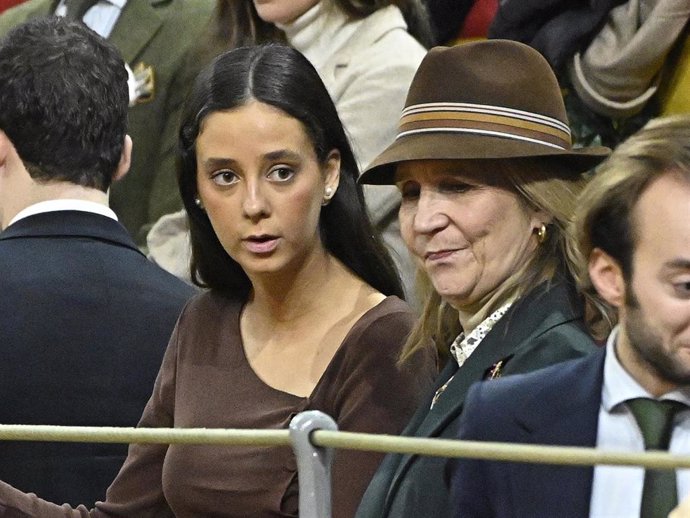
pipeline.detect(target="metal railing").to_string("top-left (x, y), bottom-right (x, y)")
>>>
top-left (1, 410), bottom-right (690, 518)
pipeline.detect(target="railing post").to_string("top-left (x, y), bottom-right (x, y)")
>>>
top-left (289, 410), bottom-right (338, 518)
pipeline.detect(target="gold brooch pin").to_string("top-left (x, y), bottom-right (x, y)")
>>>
top-left (487, 360), bottom-right (504, 380)
top-left (430, 375), bottom-right (454, 410)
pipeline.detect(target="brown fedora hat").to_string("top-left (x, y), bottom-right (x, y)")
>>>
top-left (359, 40), bottom-right (610, 185)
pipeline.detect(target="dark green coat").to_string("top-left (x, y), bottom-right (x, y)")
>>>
top-left (355, 277), bottom-right (599, 518)
top-left (0, 0), bottom-right (215, 244)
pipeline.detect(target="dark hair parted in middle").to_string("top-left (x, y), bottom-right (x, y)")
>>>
top-left (178, 43), bottom-right (403, 299)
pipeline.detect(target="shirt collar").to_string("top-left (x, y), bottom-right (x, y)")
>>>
top-left (99, 0), bottom-right (126, 7)
top-left (8, 199), bottom-right (118, 227)
top-left (450, 300), bottom-right (514, 367)
top-left (602, 325), bottom-right (690, 411)
top-left (55, 0), bottom-right (126, 14)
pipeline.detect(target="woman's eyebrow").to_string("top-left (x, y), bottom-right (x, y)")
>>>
top-left (264, 149), bottom-right (301, 162)
top-left (203, 157), bottom-right (237, 169)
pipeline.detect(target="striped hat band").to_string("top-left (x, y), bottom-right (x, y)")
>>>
top-left (397, 102), bottom-right (572, 151)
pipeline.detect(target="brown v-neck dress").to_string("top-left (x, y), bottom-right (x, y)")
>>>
top-left (0, 291), bottom-right (437, 518)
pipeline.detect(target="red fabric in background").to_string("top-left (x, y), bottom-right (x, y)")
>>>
top-left (0, 0), bottom-right (26, 13)
top-left (458, 0), bottom-right (498, 39)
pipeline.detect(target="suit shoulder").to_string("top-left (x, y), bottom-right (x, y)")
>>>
top-left (141, 261), bottom-right (198, 300)
top-left (473, 350), bottom-right (603, 406)
top-left (503, 281), bottom-right (597, 373)
top-left (532, 318), bottom-right (597, 355)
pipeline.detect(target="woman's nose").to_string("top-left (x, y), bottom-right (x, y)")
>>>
top-left (242, 180), bottom-right (269, 220)
top-left (413, 189), bottom-right (449, 234)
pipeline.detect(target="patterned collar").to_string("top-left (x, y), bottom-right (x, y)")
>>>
top-left (449, 301), bottom-right (514, 367)
top-left (430, 301), bottom-right (513, 409)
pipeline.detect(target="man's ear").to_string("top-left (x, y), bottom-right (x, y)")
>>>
top-left (588, 247), bottom-right (626, 308)
top-left (0, 131), bottom-right (10, 172)
top-left (0, 130), bottom-right (22, 180)
top-left (113, 135), bottom-right (132, 182)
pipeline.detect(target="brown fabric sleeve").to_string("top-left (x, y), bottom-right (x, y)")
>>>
top-left (321, 304), bottom-right (438, 518)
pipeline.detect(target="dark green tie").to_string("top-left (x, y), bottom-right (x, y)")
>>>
top-left (62, 0), bottom-right (98, 19)
top-left (627, 398), bottom-right (686, 518)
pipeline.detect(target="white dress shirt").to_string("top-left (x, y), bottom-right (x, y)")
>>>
top-left (55, 0), bottom-right (127, 38)
top-left (589, 326), bottom-right (690, 517)
top-left (8, 199), bottom-right (118, 227)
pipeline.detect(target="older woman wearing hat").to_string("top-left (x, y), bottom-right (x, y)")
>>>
top-left (355, 40), bottom-right (611, 518)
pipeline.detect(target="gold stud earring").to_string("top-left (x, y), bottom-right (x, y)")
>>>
top-left (536, 223), bottom-right (547, 244)
top-left (194, 197), bottom-right (204, 210)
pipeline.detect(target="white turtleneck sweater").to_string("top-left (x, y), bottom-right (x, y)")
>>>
top-left (277, 2), bottom-right (360, 70)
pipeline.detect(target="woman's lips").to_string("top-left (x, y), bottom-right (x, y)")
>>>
top-left (243, 236), bottom-right (280, 254)
top-left (425, 249), bottom-right (460, 262)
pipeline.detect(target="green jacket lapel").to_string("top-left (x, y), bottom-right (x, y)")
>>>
top-left (383, 278), bottom-right (580, 513)
top-left (108, 0), bottom-right (163, 63)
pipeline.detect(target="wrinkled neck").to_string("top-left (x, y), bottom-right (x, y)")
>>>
top-left (457, 285), bottom-right (519, 334)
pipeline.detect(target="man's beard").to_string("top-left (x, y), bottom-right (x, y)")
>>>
top-left (625, 287), bottom-right (690, 386)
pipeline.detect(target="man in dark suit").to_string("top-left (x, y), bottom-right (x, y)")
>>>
top-left (0, 0), bottom-right (214, 245)
top-left (449, 115), bottom-right (690, 518)
top-left (0, 17), bottom-right (196, 507)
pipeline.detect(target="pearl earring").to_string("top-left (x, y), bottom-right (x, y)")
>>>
top-left (322, 187), bottom-right (334, 206)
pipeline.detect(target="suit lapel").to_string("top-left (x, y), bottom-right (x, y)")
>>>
top-left (368, 359), bottom-right (455, 514)
top-left (382, 321), bottom-right (522, 508)
top-left (39, 0), bottom-right (162, 64)
top-left (383, 279), bottom-right (583, 513)
top-left (509, 349), bottom-right (605, 516)
top-left (416, 280), bottom-right (579, 439)
top-left (107, 0), bottom-right (163, 63)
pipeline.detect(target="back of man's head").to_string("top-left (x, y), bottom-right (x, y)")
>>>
top-left (0, 17), bottom-right (128, 192)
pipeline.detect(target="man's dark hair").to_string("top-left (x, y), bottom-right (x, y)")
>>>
top-left (0, 17), bottom-right (129, 192)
